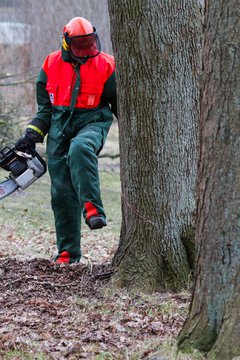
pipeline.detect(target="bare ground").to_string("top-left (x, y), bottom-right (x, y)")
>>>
top-left (0, 255), bottom-right (190, 360)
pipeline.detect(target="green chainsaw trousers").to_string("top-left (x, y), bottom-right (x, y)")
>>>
top-left (47, 114), bottom-right (112, 263)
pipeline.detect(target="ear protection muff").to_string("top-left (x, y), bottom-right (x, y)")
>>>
top-left (62, 32), bottom-right (70, 51)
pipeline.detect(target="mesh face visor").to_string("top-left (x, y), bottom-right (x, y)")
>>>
top-left (66, 29), bottom-right (101, 60)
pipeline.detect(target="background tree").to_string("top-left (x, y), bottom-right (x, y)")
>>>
top-left (0, 0), bottom-right (111, 142)
top-left (178, 0), bottom-right (240, 358)
top-left (108, 0), bottom-right (202, 291)
top-left (0, 0), bottom-right (111, 71)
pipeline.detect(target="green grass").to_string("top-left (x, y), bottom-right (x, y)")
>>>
top-left (0, 165), bottom-right (121, 260)
top-left (0, 121), bottom-right (121, 257)
top-left (100, 170), bottom-right (121, 235)
top-left (2, 350), bottom-right (47, 360)
top-left (1, 336), bottom-right (205, 360)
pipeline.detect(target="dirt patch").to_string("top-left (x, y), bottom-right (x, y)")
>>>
top-left (0, 257), bottom-right (189, 359)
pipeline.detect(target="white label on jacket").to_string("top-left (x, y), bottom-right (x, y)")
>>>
top-left (49, 93), bottom-right (54, 104)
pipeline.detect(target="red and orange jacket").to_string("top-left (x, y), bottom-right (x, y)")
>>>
top-left (27, 47), bottom-right (117, 141)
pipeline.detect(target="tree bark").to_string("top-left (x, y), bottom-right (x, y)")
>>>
top-left (178, 0), bottom-right (240, 358)
top-left (108, 0), bottom-right (202, 291)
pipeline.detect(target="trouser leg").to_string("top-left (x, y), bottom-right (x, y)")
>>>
top-left (48, 157), bottom-right (82, 262)
top-left (67, 124), bottom-right (107, 222)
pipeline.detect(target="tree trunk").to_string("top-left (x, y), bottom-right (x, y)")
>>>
top-left (178, 0), bottom-right (240, 358)
top-left (108, 0), bottom-right (202, 291)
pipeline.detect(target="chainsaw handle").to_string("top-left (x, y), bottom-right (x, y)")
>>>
top-left (26, 148), bottom-right (47, 176)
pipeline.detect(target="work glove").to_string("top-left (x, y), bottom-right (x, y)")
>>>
top-left (14, 133), bottom-right (36, 152)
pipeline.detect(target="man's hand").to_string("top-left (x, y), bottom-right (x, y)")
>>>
top-left (15, 134), bottom-right (36, 152)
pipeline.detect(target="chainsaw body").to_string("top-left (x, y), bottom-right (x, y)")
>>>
top-left (0, 146), bottom-right (47, 200)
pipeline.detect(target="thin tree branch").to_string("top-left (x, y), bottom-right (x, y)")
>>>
top-left (98, 153), bottom-right (119, 159)
top-left (0, 75), bottom-right (36, 86)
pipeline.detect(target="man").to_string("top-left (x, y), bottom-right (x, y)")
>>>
top-left (15, 17), bottom-right (117, 263)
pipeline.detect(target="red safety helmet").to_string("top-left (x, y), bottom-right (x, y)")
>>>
top-left (62, 17), bottom-right (101, 61)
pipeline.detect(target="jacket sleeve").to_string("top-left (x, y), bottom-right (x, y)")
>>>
top-left (101, 70), bottom-right (117, 118)
top-left (26, 68), bottom-right (52, 141)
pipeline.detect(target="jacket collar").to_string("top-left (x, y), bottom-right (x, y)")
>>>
top-left (61, 46), bottom-right (87, 65)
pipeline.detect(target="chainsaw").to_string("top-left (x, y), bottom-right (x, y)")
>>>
top-left (0, 146), bottom-right (47, 200)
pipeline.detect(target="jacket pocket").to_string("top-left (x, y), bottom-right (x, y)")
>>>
top-left (77, 83), bottom-right (103, 108)
top-left (46, 83), bottom-right (72, 106)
